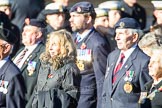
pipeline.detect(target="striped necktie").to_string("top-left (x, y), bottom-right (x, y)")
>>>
top-left (15, 48), bottom-right (28, 65)
top-left (75, 35), bottom-right (81, 43)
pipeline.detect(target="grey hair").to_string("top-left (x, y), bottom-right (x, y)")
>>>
top-left (127, 28), bottom-right (144, 41)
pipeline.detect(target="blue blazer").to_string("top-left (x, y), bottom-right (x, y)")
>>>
top-left (102, 46), bottom-right (152, 108)
top-left (73, 28), bottom-right (111, 108)
top-left (0, 59), bottom-right (26, 108)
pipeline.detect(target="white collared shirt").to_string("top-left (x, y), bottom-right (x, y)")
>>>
top-left (76, 28), bottom-right (93, 42)
top-left (115, 44), bottom-right (137, 68)
top-left (13, 42), bottom-right (40, 69)
top-left (0, 56), bottom-right (9, 68)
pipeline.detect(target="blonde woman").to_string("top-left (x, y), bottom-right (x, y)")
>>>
top-left (30, 30), bottom-right (81, 108)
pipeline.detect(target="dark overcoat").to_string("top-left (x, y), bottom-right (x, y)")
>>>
top-left (102, 46), bottom-right (152, 108)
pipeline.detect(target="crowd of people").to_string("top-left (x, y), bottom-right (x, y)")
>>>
top-left (0, 0), bottom-right (162, 108)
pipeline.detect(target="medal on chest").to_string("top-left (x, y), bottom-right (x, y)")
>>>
top-left (76, 49), bottom-right (92, 71)
top-left (124, 71), bottom-right (134, 82)
top-left (123, 81), bottom-right (133, 93)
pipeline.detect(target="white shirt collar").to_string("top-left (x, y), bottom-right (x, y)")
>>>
top-left (117, 44), bottom-right (137, 66)
top-left (76, 28), bottom-right (93, 42)
top-left (0, 56), bottom-right (9, 68)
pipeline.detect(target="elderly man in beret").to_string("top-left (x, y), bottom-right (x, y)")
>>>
top-left (13, 18), bottom-right (46, 107)
top-left (101, 18), bottom-right (152, 108)
top-left (69, 2), bottom-right (111, 108)
top-left (0, 11), bottom-right (26, 108)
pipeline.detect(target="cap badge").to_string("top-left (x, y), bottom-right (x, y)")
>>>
top-left (25, 18), bottom-right (30, 25)
top-left (119, 22), bottom-right (125, 28)
top-left (121, 7), bottom-right (125, 11)
top-left (0, 22), bottom-right (3, 28)
top-left (59, 5), bottom-right (63, 12)
top-left (77, 7), bottom-right (82, 12)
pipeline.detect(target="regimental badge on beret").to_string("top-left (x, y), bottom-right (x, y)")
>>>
top-left (77, 7), bottom-right (82, 13)
top-left (25, 18), bottom-right (30, 25)
top-left (121, 7), bottom-right (125, 11)
top-left (119, 22), bottom-right (125, 28)
top-left (59, 5), bottom-right (63, 12)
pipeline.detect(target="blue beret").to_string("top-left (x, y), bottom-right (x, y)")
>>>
top-left (70, 2), bottom-right (95, 14)
top-left (0, 11), bottom-right (17, 44)
top-left (24, 18), bottom-right (46, 28)
top-left (114, 18), bottom-right (141, 29)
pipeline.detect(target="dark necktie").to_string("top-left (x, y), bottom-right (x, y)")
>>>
top-left (113, 53), bottom-right (125, 83)
top-left (15, 48), bottom-right (28, 65)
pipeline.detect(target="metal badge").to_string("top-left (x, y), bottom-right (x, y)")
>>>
top-left (76, 60), bottom-right (84, 71)
top-left (27, 61), bottom-right (37, 76)
top-left (77, 6), bottom-right (82, 13)
top-left (123, 81), bottom-right (133, 93)
top-left (119, 22), bottom-right (125, 28)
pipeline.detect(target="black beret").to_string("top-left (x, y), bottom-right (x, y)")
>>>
top-left (24, 18), bottom-right (46, 28)
top-left (70, 1), bottom-right (95, 14)
top-left (0, 12), bottom-right (17, 44)
top-left (114, 18), bottom-right (141, 29)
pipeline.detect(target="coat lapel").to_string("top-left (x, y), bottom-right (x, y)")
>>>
top-left (107, 50), bottom-right (120, 94)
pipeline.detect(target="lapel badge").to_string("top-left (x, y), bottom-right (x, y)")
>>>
top-left (80, 43), bottom-right (86, 49)
top-left (105, 67), bottom-right (110, 78)
top-left (119, 22), bottom-right (125, 28)
top-left (48, 73), bottom-right (54, 79)
top-left (123, 81), bottom-right (133, 93)
top-left (125, 65), bottom-right (128, 68)
top-left (158, 86), bottom-right (162, 92)
top-left (27, 61), bottom-right (37, 76)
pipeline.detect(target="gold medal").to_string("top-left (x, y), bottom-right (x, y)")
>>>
top-left (123, 82), bottom-right (133, 93)
top-left (76, 60), bottom-right (84, 71)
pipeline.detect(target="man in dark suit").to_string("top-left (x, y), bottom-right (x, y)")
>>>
top-left (101, 18), bottom-right (152, 108)
top-left (13, 18), bottom-right (45, 106)
top-left (69, 2), bottom-right (111, 108)
top-left (0, 13), bottom-right (26, 108)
